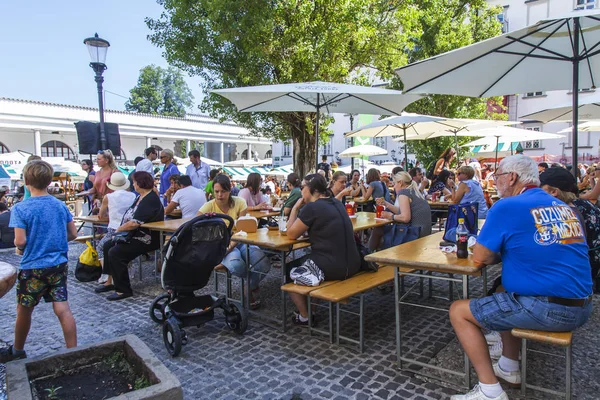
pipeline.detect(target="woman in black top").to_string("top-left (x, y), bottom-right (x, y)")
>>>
top-left (286, 174), bottom-right (360, 325)
top-left (95, 171), bottom-right (164, 300)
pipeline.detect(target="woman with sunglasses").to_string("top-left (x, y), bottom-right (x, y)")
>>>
top-left (451, 166), bottom-right (488, 218)
top-left (159, 149), bottom-right (180, 206)
top-left (78, 150), bottom-right (117, 209)
top-left (286, 174), bottom-right (360, 325)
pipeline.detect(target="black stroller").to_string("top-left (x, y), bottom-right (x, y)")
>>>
top-left (149, 213), bottom-right (248, 356)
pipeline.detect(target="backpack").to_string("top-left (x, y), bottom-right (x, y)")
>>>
top-left (426, 161), bottom-right (436, 180)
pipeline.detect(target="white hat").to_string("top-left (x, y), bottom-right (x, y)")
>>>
top-left (106, 172), bottom-right (130, 191)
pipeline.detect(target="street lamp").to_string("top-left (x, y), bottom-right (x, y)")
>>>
top-left (83, 33), bottom-right (110, 150)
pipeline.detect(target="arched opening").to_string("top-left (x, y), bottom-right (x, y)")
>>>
top-left (41, 140), bottom-right (76, 160)
top-left (114, 149), bottom-right (127, 160)
top-left (265, 150), bottom-right (272, 159)
top-left (0, 142), bottom-right (9, 154)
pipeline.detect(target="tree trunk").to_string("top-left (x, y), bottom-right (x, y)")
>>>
top-left (288, 113), bottom-right (316, 178)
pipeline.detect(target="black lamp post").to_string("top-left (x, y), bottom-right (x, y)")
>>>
top-left (83, 33), bottom-right (110, 150)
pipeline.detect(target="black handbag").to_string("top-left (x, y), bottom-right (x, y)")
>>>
top-left (112, 231), bottom-right (134, 244)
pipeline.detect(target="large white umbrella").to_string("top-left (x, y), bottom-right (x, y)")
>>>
top-left (520, 100), bottom-right (600, 123)
top-left (396, 9), bottom-right (600, 173)
top-left (558, 120), bottom-right (600, 133)
top-left (212, 81), bottom-right (421, 170)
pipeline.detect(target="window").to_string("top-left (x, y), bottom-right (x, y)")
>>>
top-left (575, 0), bottom-right (596, 10)
top-left (265, 149), bottom-right (272, 159)
top-left (41, 141), bottom-right (76, 160)
top-left (375, 137), bottom-right (386, 148)
top-left (347, 138), bottom-right (354, 148)
top-left (523, 91), bottom-right (544, 98)
top-left (0, 142), bottom-right (9, 154)
top-left (497, 10), bottom-right (509, 33)
top-left (523, 127), bottom-right (541, 149)
top-left (322, 142), bottom-right (332, 156)
top-left (283, 143), bottom-right (291, 157)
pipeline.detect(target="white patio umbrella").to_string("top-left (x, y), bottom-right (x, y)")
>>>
top-left (461, 127), bottom-right (565, 168)
top-left (558, 120), bottom-right (600, 133)
top-left (396, 9), bottom-right (600, 174)
top-left (212, 81), bottom-right (421, 170)
top-left (520, 100), bottom-right (600, 123)
top-left (339, 144), bottom-right (387, 176)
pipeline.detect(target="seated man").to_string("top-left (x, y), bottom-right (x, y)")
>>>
top-left (0, 203), bottom-right (15, 248)
top-left (449, 155), bottom-right (593, 400)
top-left (164, 175), bottom-right (206, 219)
top-left (409, 167), bottom-right (429, 193)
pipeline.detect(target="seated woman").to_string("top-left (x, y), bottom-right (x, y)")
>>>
top-left (363, 168), bottom-right (387, 203)
top-left (450, 166), bottom-right (488, 219)
top-left (347, 169), bottom-right (365, 198)
top-left (540, 167), bottom-right (600, 292)
top-left (95, 172), bottom-right (164, 300)
top-left (282, 173), bottom-right (302, 216)
top-left (369, 171), bottom-right (432, 251)
top-left (198, 174), bottom-right (270, 309)
top-left (95, 172), bottom-right (137, 284)
top-left (427, 169), bottom-right (454, 198)
top-left (329, 171), bottom-right (353, 203)
top-left (238, 172), bottom-right (271, 212)
top-left (286, 174), bottom-right (360, 325)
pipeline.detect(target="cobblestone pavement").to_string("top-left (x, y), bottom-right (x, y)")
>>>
top-left (1, 243), bottom-right (599, 400)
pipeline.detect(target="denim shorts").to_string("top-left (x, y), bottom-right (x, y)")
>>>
top-left (470, 292), bottom-right (593, 332)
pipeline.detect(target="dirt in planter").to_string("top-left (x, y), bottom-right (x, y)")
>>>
top-left (30, 350), bottom-right (150, 400)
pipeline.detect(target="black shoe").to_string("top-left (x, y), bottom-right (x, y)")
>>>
top-left (107, 292), bottom-right (133, 301)
top-left (94, 284), bottom-right (115, 293)
top-left (0, 345), bottom-right (27, 363)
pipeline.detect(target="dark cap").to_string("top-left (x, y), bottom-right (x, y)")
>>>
top-left (539, 167), bottom-right (578, 194)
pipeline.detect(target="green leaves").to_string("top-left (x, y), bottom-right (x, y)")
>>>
top-left (125, 65), bottom-right (194, 117)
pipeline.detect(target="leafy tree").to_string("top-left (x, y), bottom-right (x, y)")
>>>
top-left (147, 0), bottom-right (502, 176)
top-left (125, 65), bottom-right (194, 118)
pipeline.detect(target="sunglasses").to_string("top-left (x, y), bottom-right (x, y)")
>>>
top-left (160, 155), bottom-right (168, 159)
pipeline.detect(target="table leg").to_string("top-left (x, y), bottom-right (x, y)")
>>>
top-left (91, 224), bottom-right (97, 249)
top-left (463, 274), bottom-right (471, 389)
top-left (394, 267), bottom-right (403, 370)
top-left (281, 249), bottom-right (287, 332)
top-left (244, 244), bottom-right (251, 310)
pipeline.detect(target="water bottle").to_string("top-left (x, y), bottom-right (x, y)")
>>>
top-left (456, 218), bottom-right (469, 259)
top-left (279, 215), bottom-right (288, 233)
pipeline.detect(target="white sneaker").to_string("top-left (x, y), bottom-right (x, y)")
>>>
top-left (489, 340), bottom-right (503, 359)
top-left (493, 362), bottom-right (521, 388)
top-left (450, 385), bottom-right (509, 400)
top-left (97, 274), bottom-right (108, 284)
top-left (485, 330), bottom-right (501, 345)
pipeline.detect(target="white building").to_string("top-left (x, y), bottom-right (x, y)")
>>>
top-left (488, 0), bottom-right (600, 164)
top-left (0, 97), bottom-right (272, 166)
top-left (273, 0), bottom-right (600, 168)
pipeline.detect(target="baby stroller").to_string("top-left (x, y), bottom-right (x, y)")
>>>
top-left (149, 213), bottom-right (248, 356)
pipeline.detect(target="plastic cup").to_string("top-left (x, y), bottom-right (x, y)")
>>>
top-left (376, 205), bottom-right (384, 218)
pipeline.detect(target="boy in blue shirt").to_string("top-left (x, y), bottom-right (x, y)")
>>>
top-left (0, 160), bottom-right (78, 362)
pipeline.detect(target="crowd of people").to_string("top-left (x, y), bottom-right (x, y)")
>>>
top-left (0, 147), bottom-right (598, 400)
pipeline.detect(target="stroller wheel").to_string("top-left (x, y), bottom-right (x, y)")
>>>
top-left (163, 316), bottom-right (182, 357)
top-left (226, 303), bottom-right (248, 334)
top-left (149, 294), bottom-right (170, 324)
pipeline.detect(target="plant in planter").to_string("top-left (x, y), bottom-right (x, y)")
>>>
top-left (6, 335), bottom-right (182, 400)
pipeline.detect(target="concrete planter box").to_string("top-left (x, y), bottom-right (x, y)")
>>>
top-left (6, 335), bottom-right (182, 400)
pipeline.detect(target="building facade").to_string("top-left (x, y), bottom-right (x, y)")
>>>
top-left (0, 97), bottom-right (271, 165)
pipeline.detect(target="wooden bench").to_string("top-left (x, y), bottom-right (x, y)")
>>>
top-left (511, 328), bottom-right (573, 399)
top-left (282, 265), bottom-right (414, 351)
top-left (74, 234), bottom-right (104, 244)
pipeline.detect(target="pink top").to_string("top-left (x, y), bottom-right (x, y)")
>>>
top-left (238, 187), bottom-right (264, 207)
top-left (93, 168), bottom-right (116, 200)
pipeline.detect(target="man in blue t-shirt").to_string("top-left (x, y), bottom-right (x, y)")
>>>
top-left (1, 160), bottom-right (78, 363)
top-left (449, 155), bottom-right (593, 400)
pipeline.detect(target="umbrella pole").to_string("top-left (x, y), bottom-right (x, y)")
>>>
top-left (571, 17), bottom-right (580, 177)
top-left (454, 131), bottom-right (460, 166)
top-left (494, 136), bottom-right (499, 171)
top-left (315, 98), bottom-right (321, 173)
top-left (403, 127), bottom-right (408, 169)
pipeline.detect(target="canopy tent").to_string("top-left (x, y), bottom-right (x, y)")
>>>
top-left (0, 165), bottom-right (11, 187)
top-left (396, 9), bottom-right (600, 173)
top-left (0, 151), bottom-right (31, 168)
top-left (212, 81), bottom-right (421, 170)
top-left (469, 142), bottom-right (523, 159)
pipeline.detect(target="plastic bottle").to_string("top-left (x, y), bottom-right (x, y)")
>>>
top-left (456, 218), bottom-right (469, 259)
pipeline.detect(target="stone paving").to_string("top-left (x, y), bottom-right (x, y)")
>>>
top-left (1, 243), bottom-right (599, 400)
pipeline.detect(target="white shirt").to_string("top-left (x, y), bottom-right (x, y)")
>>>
top-left (106, 190), bottom-right (137, 230)
top-left (171, 186), bottom-right (206, 219)
top-left (136, 158), bottom-right (154, 175)
top-left (186, 162), bottom-right (211, 190)
top-left (266, 181), bottom-right (276, 193)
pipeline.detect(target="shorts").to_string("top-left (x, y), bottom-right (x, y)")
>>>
top-left (470, 292), bottom-right (593, 332)
top-left (16, 263), bottom-right (69, 307)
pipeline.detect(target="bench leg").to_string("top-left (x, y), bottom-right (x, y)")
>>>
top-left (463, 275), bottom-right (471, 389)
top-left (328, 302), bottom-right (334, 344)
top-left (359, 294), bottom-right (365, 353)
top-left (281, 250), bottom-right (287, 333)
top-left (336, 302), bottom-right (340, 346)
top-left (521, 338), bottom-right (527, 397)
top-left (394, 267), bottom-right (403, 370)
top-left (308, 295), bottom-right (313, 337)
top-left (138, 256), bottom-right (143, 281)
top-left (448, 273), bottom-right (454, 301)
top-left (566, 344), bottom-right (572, 400)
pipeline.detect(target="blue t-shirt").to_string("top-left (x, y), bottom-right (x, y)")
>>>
top-left (9, 195), bottom-right (73, 270)
top-left (477, 188), bottom-right (592, 298)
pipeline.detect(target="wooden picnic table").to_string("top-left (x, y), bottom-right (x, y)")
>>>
top-left (365, 231), bottom-right (487, 389)
top-left (247, 209), bottom-right (281, 219)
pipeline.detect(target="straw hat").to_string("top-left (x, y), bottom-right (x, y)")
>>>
top-left (106, 172), bottom-right (130, 191)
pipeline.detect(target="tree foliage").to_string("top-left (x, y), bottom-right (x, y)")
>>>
top-left (147, 0), bottom-right (503, 176)
top-left (125, 65), bottom-right (194, 117)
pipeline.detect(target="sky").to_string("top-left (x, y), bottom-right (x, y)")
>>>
top-left (0, 0), bottom-right (205, 112)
